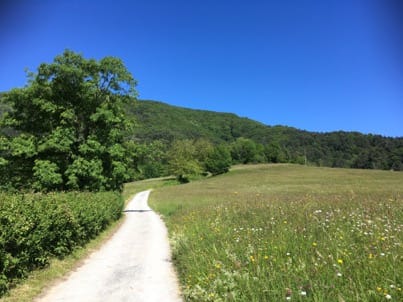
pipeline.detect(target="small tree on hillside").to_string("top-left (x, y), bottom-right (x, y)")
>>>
top-left (167, 139), bottom-right (202, 183)
top-left (0, 50), bottom-right (137, 191)
top-left (230, 137), bottom-right (266, 164)
top-left (205, 144), bottom-right (232, 175)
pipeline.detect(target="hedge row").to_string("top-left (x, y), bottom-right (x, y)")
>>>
top-left (0, 191), bottom-right (124, 296)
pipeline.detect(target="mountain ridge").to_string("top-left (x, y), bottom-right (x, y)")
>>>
top-left (128, 99), bottom-right (403, 170)
top-left (133, 99), bottom-right (401, 138)
top-left (1, 95), bottom-right (402, 170)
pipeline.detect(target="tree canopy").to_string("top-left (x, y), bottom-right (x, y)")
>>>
top-left (0, 50), bottom-right (137, 191)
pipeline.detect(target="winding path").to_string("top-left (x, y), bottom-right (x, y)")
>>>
top-left (37, 190), bottom-right (182, 302)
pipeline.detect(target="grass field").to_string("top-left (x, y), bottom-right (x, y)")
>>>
top-left (147, 164), bottom-right (403, 301)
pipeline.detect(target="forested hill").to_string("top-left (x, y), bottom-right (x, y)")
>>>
top-left (1, 95), bottom-right (402, 171)
top-left (128, 100), bottom-right (285, 143)
top-left (128, 100), bottom-right (403, 170)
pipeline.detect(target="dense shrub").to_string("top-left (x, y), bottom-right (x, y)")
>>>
top-left (0, 191), bottom-right (123, 296)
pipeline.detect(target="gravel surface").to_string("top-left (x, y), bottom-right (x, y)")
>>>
top-left (37, 190), bottom-right (182, 302)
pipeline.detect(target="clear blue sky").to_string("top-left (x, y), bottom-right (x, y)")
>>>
top-left (1, 0), bottom-right (402, 137)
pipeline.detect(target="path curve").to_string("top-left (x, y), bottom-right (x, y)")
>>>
top-left (37, 190), bottom-right (182, 302)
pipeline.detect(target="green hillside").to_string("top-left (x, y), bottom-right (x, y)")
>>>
top-left (128, 100), bottom-right (403, 170)
top-left (2, 95), bottom-right (403, 171)
top-left (127, 100), bottom-right (281, 143)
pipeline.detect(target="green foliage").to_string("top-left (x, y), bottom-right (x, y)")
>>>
top-left (166, 139), bottom-right (232, 182)
top-left (0, 50), bottom-right (137, 191)
top-left (0, 191), bottom-right (123, 296)
top-left (2, 90), bottom-right (403, 177)
top-left (230, 137), bottom-right (266, 164)
top-left (205, 144), bottom-right (232, 175)
top-left (32, 160), bottom-right (63, 191)
top-left (128, 100), bottom-right (403, 171)
top-left (264, 142), bottom-right (287, 163)
top-left (167, 140), bottom-right (202, 183)
top-left (128, 140), bottom-right (169, 179)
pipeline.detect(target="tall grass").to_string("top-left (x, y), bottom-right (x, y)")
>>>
top-left (149, 164), bottom-right (403, 301)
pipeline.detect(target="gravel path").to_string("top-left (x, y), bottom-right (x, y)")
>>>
top-left (37, 190), bottom-right (182, 302)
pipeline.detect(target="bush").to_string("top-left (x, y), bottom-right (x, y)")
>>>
top-left (205, 145), bottom-right (232, 175)
top-left (0, 191), bottom-right (123, 296)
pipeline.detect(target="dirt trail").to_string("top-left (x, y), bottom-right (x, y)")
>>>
top-left (37, 190), bottom-right (182, 302)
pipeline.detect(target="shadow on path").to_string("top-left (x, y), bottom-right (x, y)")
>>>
top-left (123, 209), bottom-right (152, 213)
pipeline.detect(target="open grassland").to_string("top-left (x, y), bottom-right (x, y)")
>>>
top-left (149, 164), bottom-right (403, 301)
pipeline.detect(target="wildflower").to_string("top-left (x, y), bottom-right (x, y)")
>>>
top-left (285, 288), bottom-right (292, 299)
top-left (385, 294), bottom-right (392, 299)
top-left (377, 287), bottom-right (383, 292)
top-left (337, 272), bottom-right (342, 277)
top-left (312, 242), bottom-right (317, 247)
top-left (368, 253), bottom-right (374, 259)
top-left (264, 255), bottom-right (269, 260)
top-left (300, 290), bottom-right (307, 296)
top-left (249, 255), bottom-right (255, 263)
top-left (337, 259), bottom-right (343, 265)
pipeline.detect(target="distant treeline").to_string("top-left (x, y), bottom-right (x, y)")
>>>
top-left (2, 96), bottom-right (402, 185)
top-left (128, 100), bottom-right (403, 177)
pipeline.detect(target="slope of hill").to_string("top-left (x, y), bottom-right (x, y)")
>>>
top-left (127, 100), bottom-right (283, 143)
top-left (128, 100), bottom-right (403, 170)
top-left (1, 95), bottom-right (402, 170)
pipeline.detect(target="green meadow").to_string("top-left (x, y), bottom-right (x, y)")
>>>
top-left (146, 164), bottom-right (403, 301)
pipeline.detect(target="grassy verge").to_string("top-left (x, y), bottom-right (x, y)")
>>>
top-left (149, 164), bottom-right (403, 301)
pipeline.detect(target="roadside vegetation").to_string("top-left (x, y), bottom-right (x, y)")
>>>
top-left (149, 164), bottom-right (403, 301)
top-left (0, 182), bottom-right (156, 302)
top-left (0, 192), bottom-right (123, 297)
top-left (0, 50), bottom-right (136, 298)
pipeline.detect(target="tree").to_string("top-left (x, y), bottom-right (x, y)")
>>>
top-left (230, 137), bottom-right (265, 164)
top-left (0, 50), bottom-right (137, 191)
top-left (205, 144), bottom-right (232, 175)
top-left (264, 143), bottom-right (287, 163)
top-left (129, 140), bottom-right (169, 179)
top-left (167, 139), bottom-right (202, 183)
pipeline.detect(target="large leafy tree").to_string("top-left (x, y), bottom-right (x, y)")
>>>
top-left (0, 50), bottom-right (137, 191)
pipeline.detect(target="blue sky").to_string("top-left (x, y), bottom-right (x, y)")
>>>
top-left (1, 0), bottom-right (402, 137)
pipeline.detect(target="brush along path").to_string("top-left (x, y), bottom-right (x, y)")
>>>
top-left (36, 190), bottom-right (182, 302)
